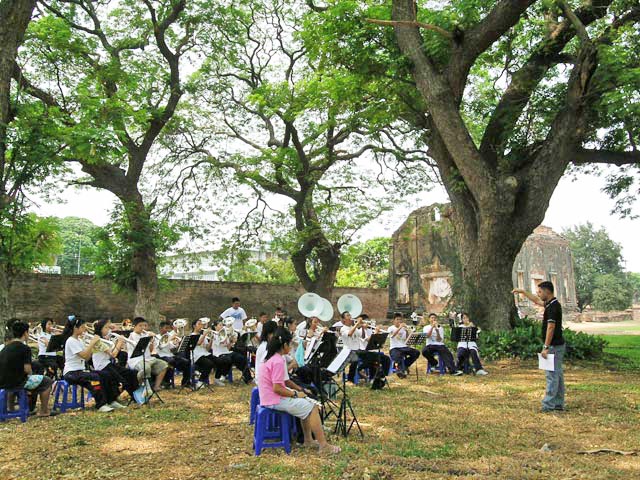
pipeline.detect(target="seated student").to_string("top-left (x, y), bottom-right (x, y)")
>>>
top-left (388, 312), bottom-right (420, 378)
top-left (257, 327), bottom-right (340, 454)
top-left (92, 319), bottom-right (144, 404)
top-left (62, 317), bottom-right (120, 412)
top-left (340, 314), bottom-right (390, 387)
top-left (37, 318), bottom-right (65, 378)
top-left (454, 313), bottom-right (488, 376)
top-left (126, 317), bottom-right (169, 393)
top-left (255, 312), bottom-right (269, 338)
top-left (254, 320), bottom-right (278, 384)
top-left (154, 321), bottom-right (191, 388)
top-left (421, 314), bottom-right (461, 376)
top-left (0, 320), bottom-right (56, 417)
top-left (209, 319), bottom-right (252, 384)
top-left (190, 318), bottom-right (220, 386)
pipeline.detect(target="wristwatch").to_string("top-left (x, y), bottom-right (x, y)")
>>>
top-left (543, 344), bottom-right (549, 350)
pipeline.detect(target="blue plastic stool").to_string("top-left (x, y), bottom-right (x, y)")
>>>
top-left (0, 388), bottom-right (30, 423)
top-left (249, 387), bottom-right (260, 425)
top-left (253, 406), bottom-right (292, 456)
top-left (426, 356), bottom-right (446, 375)
top-left (226, 369), bottom-right (234, 383)
top-left (390, 357), bottom-right (406, 375)
top-left (53, 380), bottom-right (86, 413)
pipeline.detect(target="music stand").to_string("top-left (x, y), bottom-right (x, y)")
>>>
top-left (327, 348), bottom-right (363, 438)
top-left (306, 335), bottom-right (339, 423)
top-left (130, 336), bottom-right (162, 405)
top-left (177, 334), bottom-right (200, 392)
top-left (406, 332), bottom-right (427, 381)
top-left (365, 332), bottom-right (389, 388)
top-left (45, 334), bottom-right (66, 380)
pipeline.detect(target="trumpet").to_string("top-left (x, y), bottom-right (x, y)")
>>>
top-left (82, 333), bottom-right (115, 353)
top-left (108, 332), bottom-right (137, 347)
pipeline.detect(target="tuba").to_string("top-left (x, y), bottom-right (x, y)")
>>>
top-left (173, 318), bottom-right (188, 336)
top-left (298, 293), bottom-right (325, 318)
top-left (337, 294), bottom-right (363, 318)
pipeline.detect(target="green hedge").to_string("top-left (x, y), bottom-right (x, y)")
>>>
top-left (479, 317), bottom-right (607, 361)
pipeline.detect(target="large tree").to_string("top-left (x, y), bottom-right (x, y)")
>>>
top-left (167, 0), bottom-right (433, 297)
top-left (0, 0), bottom-right (63, 332)
top-left (311, 0), bottom-right (640, 328)
top-left (17, 0), bottom-right (204, 325)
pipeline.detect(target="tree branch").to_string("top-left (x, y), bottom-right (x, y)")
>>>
top-left (572, 149), bottom-right (640, 166)
top-left (366, 18), bottom-right (453, 39)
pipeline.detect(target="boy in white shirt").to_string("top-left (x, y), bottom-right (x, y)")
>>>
top-left (219, 297), bottom-right (247, 331)
top-left (388, 313), bottom-right (420, 378)
top-left (155, 321), bottom-right (192, 387)
top-left (421, 313), bottom-right (460, 375)
top-left (127, 317), bottom-right (169, 392)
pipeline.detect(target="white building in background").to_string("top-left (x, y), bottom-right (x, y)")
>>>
top-left (34, 265), bottom-right (61, 274)
top-left (161, 247), bottom-right (279, 281)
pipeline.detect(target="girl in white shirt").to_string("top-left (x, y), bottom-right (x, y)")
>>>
top-left (254, 320), bottom-right (278, 384)
top-left (62, 318), bottom-right (121, 412)
top-left (37, 318), bottom-right (64, 377)
top-left (92, 319), bottom-right (144, 404)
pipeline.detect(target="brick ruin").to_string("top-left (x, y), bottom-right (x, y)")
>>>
top-left (387, 204), bottom-right (578, 317)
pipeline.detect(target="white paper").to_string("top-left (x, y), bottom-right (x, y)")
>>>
top-left (327, 347), bottom-right (352, 374)
top-left (304, 337), bottom-right (317, 361)
top-left (538, 353), bottom-right (555, 371)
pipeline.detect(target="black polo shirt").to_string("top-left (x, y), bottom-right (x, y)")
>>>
top-left (0, 341), bottom-right (31, 389)
top-left (542, 298), bottom-right (564, 346)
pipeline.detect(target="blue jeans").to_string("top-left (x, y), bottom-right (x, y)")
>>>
top-left (542, 344), bottom-right (566, 410)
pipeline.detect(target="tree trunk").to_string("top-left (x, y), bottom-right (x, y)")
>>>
top-left (122, 193), bottom-right (160, 328)
top-left (291, 242), bottom-right (340, 299)
top-left (0, 263), bottom-right (13, 340)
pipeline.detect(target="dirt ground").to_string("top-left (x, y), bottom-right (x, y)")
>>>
top-left (1, 356), bottom-right (639, 480)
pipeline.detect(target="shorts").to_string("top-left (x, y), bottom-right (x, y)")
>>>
top-left (132, 357), bottom-right (168, 380)
top-left (268, 396), bottom-right (315, 420)
top-left (24, 375), bottom-right (53, 394)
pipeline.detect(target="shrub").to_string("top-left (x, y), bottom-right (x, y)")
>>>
top-left (479, 317), bottom-right (606, 361)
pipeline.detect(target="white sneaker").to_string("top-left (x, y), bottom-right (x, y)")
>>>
top-left (214, 379), bottom-right (225, 387)
top-left (98, 405), bottom-right (114, 413)
top-left (195, 381), bottom-right (204, 389)
top-left (109, 401), bottom-right (126, 409)
top-left (453, 370), bottom-right (464, 376)
top-left (476, 369), bottom-right (489, 376)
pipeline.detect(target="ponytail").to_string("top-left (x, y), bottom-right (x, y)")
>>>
top-left (62, 316), bottom-right (85, 340)
top-left (265, 327), bottom-right (292, 361)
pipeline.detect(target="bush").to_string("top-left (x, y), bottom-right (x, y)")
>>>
top-left (479, 317), bottom-right (606, 361)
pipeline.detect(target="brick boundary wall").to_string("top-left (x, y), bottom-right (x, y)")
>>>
top-left (11, 273), bottom-right (388, 323)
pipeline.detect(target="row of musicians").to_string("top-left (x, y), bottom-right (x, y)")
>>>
top-left (294, 311), bottom-right (488, 382)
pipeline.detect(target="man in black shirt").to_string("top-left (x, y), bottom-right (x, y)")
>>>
top-left (0, 320), bottom-right (55, 417)
top-left (513, 281), bottom-right (566, 412)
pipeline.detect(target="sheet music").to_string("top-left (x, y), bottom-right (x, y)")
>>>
top-left (304, 337), bottom-right (317, 361)
top-left (327, 347), bottom-right (352, 374)
top-left (538, 353), bottom-right (555, 371)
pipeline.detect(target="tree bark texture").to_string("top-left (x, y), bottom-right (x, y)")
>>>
top-left (391, 0), bottom-right (606, 329)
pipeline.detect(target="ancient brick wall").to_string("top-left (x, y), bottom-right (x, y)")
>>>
top-left (11, 274), bottom-right (388, 323)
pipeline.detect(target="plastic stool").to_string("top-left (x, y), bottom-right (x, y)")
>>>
top-left (249, 387), bottom-right (260, 425)
top-left (0, 388), bottom-right (30, 423)
top-left (53, 380), bottom-right (86, 413)
top-left (253, 406), bottom-right (292, 456)
top-left (426, 356), bottom-right (446, 375)
top-left (227, 369), bottom-right (233, 383)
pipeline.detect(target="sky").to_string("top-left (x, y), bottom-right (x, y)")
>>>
top-left (33, 170), bottom-right (640, 272)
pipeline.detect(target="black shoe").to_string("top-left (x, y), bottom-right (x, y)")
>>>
top-left (397, 371), bottom-right (407, 379)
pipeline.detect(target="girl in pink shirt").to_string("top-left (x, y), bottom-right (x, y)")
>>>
top-left (257, 328), bottom-right (340, 454)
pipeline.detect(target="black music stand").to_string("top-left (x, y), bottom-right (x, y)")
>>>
top-left (406, 332), bottom-right (428, 381)
top-left (365, 332), bottom-right (389, 388)
top-left (45, 334), bottom-right (66, 379)
top-left (130, 336), bottom-right (162, 405)
top-left (177, 334), bottom-right (200, 393)
top-left (328, 348), bottom-right (363, 438)
top-left (306, 334), bottom-right (340, 423)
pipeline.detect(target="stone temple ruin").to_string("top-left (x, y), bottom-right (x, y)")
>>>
top-left (387, 204), bottom-right (578, 317)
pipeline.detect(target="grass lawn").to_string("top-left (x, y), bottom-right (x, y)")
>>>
top-left (601, 335), bottom-right (640, 370)
top-left (1, 357), bottom-right (639, 480)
